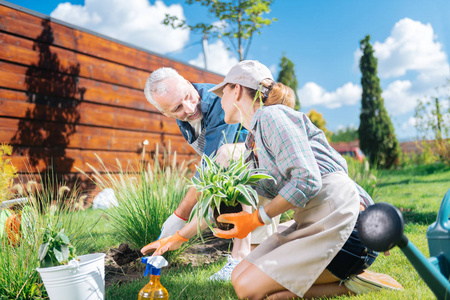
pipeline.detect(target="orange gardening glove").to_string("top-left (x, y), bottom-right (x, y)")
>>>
top-left (140, 231), bottom-right (189, 256)
top-left (214, 210), bottom-right (264, 239)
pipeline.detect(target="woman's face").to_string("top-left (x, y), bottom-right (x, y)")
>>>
top-left (221, 84), bottom-right (240, 124)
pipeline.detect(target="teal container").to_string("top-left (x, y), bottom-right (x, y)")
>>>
top-left (426, 189), bottom-right (450, 278)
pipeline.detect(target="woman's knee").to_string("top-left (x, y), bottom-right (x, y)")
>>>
top-left (233, 274), bottom-right (257, 299)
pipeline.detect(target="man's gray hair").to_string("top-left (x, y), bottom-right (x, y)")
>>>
top-left (144, 67), bottom-right (185, 112)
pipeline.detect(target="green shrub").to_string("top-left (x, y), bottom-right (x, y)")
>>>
top-left (344, 156), bottom-right (382, 200)
top-left (80, 146), bottom-right (193, 257)
top-left (0, 144), bottom-right (17, 204)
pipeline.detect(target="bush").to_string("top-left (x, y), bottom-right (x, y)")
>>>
top-left (344, 156), bottom-right (382, 200)
top-left (0, 144), bottom-right (17, 204)
top-left (80, 145), bottom-right (193, 257)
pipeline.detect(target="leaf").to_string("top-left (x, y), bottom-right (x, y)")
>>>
top-left (235, 184), bottom-right (257, 207)
top-left (60, 245), bottom-right (70, 262)
top-left (53, 247), bottom-right (64, 263)
top-left (59, 232), bottom-right (70, 245)
top-left (246, 174), bottom-right (276, 185)
top-left (38, 242), bottom-right (49, 262)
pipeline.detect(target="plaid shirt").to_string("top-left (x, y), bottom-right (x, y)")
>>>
top-left (245, 105), bottom-right (373, 208)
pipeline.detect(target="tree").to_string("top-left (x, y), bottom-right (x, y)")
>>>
top-left (331, 126), bottom-right (359, 143)
top-left (277, 54), bottom-right (300, 110)
top-left (415, 80), bottom-right (450, 165)
top-left (358, 35), bottom-right (400, 168)
top-left (307, 109), bottom-right (332, 142)
top-left (163, 0), bottom-right (276, 61)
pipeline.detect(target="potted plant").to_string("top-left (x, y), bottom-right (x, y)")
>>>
top-left (190, 152), bottom-right (275, 236)
top-left (36, 222), bottom-right (106, 300)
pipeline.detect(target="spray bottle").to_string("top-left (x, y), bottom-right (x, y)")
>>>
top-left (138, 256), bottom-right (169, 300)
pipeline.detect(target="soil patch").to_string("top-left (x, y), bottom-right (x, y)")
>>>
top-left (105, 232), bottom-right (233, 288)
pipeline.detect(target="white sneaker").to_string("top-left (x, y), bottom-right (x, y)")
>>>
top-left (209, 255), bottom-right (241, 281)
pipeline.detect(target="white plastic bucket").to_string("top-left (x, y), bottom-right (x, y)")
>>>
top-left (36, 253), bottom-right (106, 300)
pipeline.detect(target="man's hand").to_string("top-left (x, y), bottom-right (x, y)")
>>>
top-left (214, 210), bottom-right (264, 239)
top-left (215, 143), bottom-right (246, 168)
top-left (159, 213), bottom-right (186, 239)
top-left (141, 231), bottom-right (189, 256)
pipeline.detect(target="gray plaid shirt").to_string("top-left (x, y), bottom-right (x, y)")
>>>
top-left (245, 105), bottom-right (373, 208)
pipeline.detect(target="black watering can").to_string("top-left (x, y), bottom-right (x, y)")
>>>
top-left (359, 188), bottom-right (450, 299)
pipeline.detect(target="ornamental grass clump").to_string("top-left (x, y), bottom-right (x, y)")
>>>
top-left (79, 144), bottom-right (194, 260)
top-left (344, 156), bottom-right (382, 200)
top-left (190, 152), bottom-right (275, 237)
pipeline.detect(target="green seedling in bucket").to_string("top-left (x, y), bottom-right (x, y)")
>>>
top-left (38, 222), bottom-right (77, 268)
top-left (36, 222), bottom-right (106, 300)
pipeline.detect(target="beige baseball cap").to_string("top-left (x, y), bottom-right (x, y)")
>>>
top-left (209, 60), bottom-right (274, 98)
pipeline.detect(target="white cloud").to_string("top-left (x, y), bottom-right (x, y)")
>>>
top-left (188, 40), bottom-right (238, 75)
top-left (298, 82), bottom-right (362, 109)
top-left (50, 0), bottom-right (190, 54)
top-left (374, 18), bottom-right (448, 80)
top-left (352, 18), bottom-right (450, 117)
top-left (382, 80), bottom-right (419, 115)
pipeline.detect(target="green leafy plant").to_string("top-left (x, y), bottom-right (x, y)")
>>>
top-left (190, 152), bottom-right (275, 236)
top-left (38, 222), bottom-right (77, 268)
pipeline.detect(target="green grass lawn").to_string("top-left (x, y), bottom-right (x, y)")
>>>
top-left (102, 163), bottom-right (450, 300)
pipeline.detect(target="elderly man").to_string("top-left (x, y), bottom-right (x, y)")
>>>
top-left (142, 67), bottom-right (278, 281)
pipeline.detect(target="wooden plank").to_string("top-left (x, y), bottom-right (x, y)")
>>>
top-left (0, 32), bottom-right (150, 90)
top-left (0, 117), bottom-right (196, 155)
top-left (0, 61), bottom-right (225, 113)
top-left (0, 4), bottom-right (224, 84)
top-left (9, 147), bottom-right (199, 174)
top-left (0, 97), bottom-right (182, 135)
top-left (0, 62), bottom-right (153, 111)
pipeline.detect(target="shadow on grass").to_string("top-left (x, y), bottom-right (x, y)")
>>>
top-left (400, 209), bottom-right (438, 225)
top-left (378, 178), bottom-right (450, 188)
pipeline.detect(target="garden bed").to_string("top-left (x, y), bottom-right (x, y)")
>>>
top-left (105, 232), bottom-right (233, 288)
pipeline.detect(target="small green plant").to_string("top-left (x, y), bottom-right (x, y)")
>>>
top-left (190, 153), bottom-right (275, 236)
top-left (38, 222), bottom-right (77, 268)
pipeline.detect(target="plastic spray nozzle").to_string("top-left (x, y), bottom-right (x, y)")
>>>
top-left (141, 256), bottom-right (168, 276)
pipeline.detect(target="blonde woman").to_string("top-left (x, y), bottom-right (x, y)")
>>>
top-left (207, 60), bottom-right (403, 299)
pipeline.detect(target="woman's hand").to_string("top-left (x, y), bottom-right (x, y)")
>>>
top-left (214, 210), bottom-right (264, 239)
top-left (141, 231), bottom-right (189, 256)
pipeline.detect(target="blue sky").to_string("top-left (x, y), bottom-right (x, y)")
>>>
top-left (6, 0), bottom-right (450, 141)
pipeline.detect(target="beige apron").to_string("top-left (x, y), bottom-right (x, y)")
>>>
top-left (251, 195), bottom-right (280, 244)
top-left (245, 171), bottom-right (360, 297)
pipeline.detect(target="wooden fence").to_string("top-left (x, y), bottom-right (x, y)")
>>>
top-left (0, 2), bottom-right (224, 189)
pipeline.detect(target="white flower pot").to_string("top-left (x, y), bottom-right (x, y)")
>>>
top-left (36, 253), bottom-right (106, 300)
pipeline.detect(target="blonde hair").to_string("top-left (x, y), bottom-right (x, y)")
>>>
top-left (243, 78), bottom-right (296, 109)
